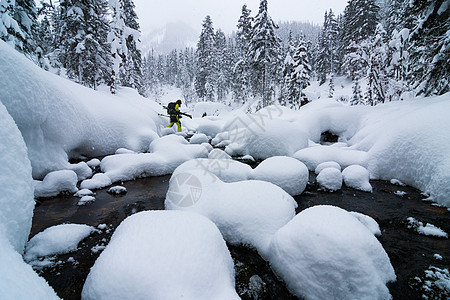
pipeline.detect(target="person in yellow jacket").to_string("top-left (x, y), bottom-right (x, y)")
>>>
top-left (165, 99), bottom-right (192, 132)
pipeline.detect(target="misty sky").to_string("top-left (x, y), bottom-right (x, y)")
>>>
top-left (133, 0), bottom-right (348, 34)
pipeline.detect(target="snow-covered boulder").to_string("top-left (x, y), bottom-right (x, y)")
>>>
top-left (68, 162), bottom-right (93, 181)
top-left (350, 211), bottom-right (381, 236)
top-left (25, 224), bottom-right (97, 263)
top-left (165, 170), bottom-right (297, 257)
top-left (224, 117), bottom-right (309, 160)
top-left (342, 165), bottom-right (372, 192)
top-left (82, 210), bottom-right (238, 300)
top-left (315, 161), bottom-right (341, 174)
top-left (0, 101), bottom-right (35, 254)
top-left (0, 40), bottom-right (160, 179)
top-left (208, 148), bottom-right (232, 160)
top-left (80, 173), bottom-right (112, 190)
top-left (251, 156), bottom-right (309, 196)
top-left (100, 135), bottom-right (210, 183)
top-left (189, 133), bottom-right (210, 144)
top-left (34, 170), bottom-right (79, 198)
top-left (294, 144), bottom-right (368, 171)
top-left (0, 234), bottom-right (60, 299)
top-left (267, 205), bottom-right (396, 300)
top-left (173, 158), bottom-right (253, 183)
top-left (316, 167), bottom-right (343, 191)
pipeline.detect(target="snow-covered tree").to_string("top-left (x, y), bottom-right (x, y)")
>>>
top-left (57, 0), bottom-right (111, 89)
top-left (248, 0), bottom-right (282, 107)
top-left (407, 0), bottom-right (449, 96)
top-left (287, 36), bottom-right (311, 109)
top-left (214, 29), bottom-right (229, 102)
top-left (0, 0), bottom-right (37, 56)
top-left (232, 4), bottom-right (252, 104)
top-left (195, 15), bottom-right (216, 101)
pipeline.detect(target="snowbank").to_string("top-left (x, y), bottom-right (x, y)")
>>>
top-left (165, 169), bottom-right (297, 257)
top-left (0, 234), bottom-right (60, 299)
top-left (267, 205), bottom-right (396, 299)
top-left (82, 210), bottom-right (238, 300)
top-left (0, 40), bottom-right (160, 179)
top-left (0, 101), bottom-right (35, 254)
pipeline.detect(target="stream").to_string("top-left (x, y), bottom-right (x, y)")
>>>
top-left (30, 173), bottom-right (449, 300)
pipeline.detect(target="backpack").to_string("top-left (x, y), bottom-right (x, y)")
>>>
top-left (167, 102), bottom-right (177, 115)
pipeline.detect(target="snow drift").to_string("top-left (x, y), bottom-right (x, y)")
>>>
top-left (0, 40), bottom-right (161, 179)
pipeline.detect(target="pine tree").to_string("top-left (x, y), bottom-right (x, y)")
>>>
top-left (407, 0), bottom-right (449, 96)
top-left (233, 4), bottom-right (253, 104)
top-left (195, 15), bottom-right (216, 101)
top-left (248, 0), bottom-right (282, 107)
top-left (0, 0), bottom-right (37, 56)
top-left (214, 29), bottom-right (229, 102)
top-left (342, 0), bottom-right (379, 44)
top-left (287, 36), bottom-right (311, 109)
top-left (57, 0), bottom-right (111, 89)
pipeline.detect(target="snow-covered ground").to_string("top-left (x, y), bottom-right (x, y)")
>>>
top-left (1, 39), bottom-right (450, 298)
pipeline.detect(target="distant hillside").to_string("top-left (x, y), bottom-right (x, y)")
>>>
top-left (140, 22), bottom-right (198, 56)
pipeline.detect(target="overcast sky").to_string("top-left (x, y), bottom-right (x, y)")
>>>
top-left (134, 0), bottom-right (348, 34)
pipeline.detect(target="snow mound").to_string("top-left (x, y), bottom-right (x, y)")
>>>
top-left (82, 210), bottom-right (238, 300)
top-left (224, 115), bottom-right (309, 160)
top-left (342, 165), bottom-right (373, 192)
top-left (80, 173), bottom-right (112, 190)
top-left (0, 234), bottom-right (59, 299)
top-left (208, 148), bottom-right (232, 160)
top-left (173, 158), bottom-right (253, 183)
top-left (0, 40), bottom-right (160, 179)
top-left (25, 224), bottom-right (97, 263)
top-left (189, 133), bottom-right (210, 144)
top-left (251, 156), bottom-right (309, 196)
top-left (365, 96), bottom-right (450, 207)
top-left (0, 101), bottom-right (35, 254)
top-left (267, 205), bottom-right (396, 299)
top-left (315, 161), bottom-right (341, 174)
top-left (316, 167), bottom-right (343, 191)
top-left (34, 170), bottom-right (79, 198)
top-left (101, 134), bottom-right (210, 183)
top-left (294, 144), bottom-right (368, 171)
top-left (165, 169), bottom-right (297, 257)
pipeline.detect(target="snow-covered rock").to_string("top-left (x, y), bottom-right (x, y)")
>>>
top-left (34, 170), bottom-right (79, 198)
top-left (350, 211), bottom-right (382, 236)
top-left (80, 173), bottom-right (112, 190)
top-left (189, 133), bottom-right (210, 144)
top-left (25, 224), bottom-right (97, 263)
top-left (251, 156), bottom-right (309, 196)
top-left (0, 234), bottom-right (59, 299)
top-left (315, 161), bottom-right (341, 174)
top-left (107, 186), bottom-right (127, 195)
top-left (68, 162), bottom-right (93, 181)
top-left (82, 210), bottom-right (238, 300)
top-left (165, 169), bottom-right (297, 257)
top-left (173, 158), bottom-right (253, 183)
top-left (316, 167), bottom-right (343, 191)
top-left (101, 135), bottom-right (210, 183)
top-left (0, 101), bottom-right (35, 254)
top-left (224, 116), bottom-right (309, 160)
top-left (267, 205), bottom-right (396, 299)
top-left (342, 165), bottom-right (372, 192)
top-left (407, 217), bottom-right (448, 238)
top-left (208, 148), bottom-right (232, 160)
top-left (294, 144), bottom-right (368, 171)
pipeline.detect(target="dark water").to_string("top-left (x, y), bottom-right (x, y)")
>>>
top-left (30, 173), bottom-right (449, 300)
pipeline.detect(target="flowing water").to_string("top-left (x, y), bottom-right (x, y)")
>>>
top-left (30, 173), bottom-right (449, 300)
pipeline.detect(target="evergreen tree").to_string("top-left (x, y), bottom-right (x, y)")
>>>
top-left (248, 0), bottom-right (282, 107)
top-left (233, 4), bottom-right (252, 104)
top-left (57, 0), bottom-right (111, 89)
top-left (195, 15), bottom-right (216, 101)
top-left (287, 36), bottom-right (311, 109)
top-left (407, 0), bottom-right (449, 96)
top-left (214, 29), bottom-right (229, 102)
top-left (342, 0), bottom-right (379, 44)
